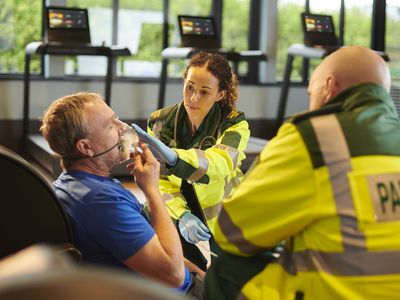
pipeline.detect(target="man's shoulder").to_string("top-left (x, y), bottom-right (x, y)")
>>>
top-left (56, 171), bottom-right (137, 205)
top-left (286, 102), bottom-right (343, 125)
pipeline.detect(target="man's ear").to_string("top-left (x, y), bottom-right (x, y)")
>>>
top-left (323, 75), bottom-right (339, 105)
top-left (76, 138), bottom-right (94, 157)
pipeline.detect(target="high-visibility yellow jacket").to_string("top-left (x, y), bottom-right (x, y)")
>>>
top-left (148, 102), bottom-right (250, 233)
top-left (214, 83), bottom-right (400, 299)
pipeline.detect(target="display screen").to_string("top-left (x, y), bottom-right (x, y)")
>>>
top-left (179, 17), bottom-right (215, 36)
top-left (48, 8), bottom-right (88, 29)
top-left (304, 15), bottom-right (334, 33)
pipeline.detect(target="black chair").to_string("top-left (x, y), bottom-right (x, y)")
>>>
top-left (0, 245), bottom-right (183, 300)
top-left (0, 145), bottom-right (77, 259)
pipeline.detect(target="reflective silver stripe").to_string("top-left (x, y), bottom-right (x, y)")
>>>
top-left (222, 173), bottom-right (241, 199)
top-left (294, 249), bottom-right (400, 276)
top-left (187, 149), bottom-right (209, 182)
top-left (311, 115), bottom-right (366, 250)
top-left (204, 202), bottom-right (222, 220)
top-left (151, 120), bottom-right (164, 139)
top-left (218, 206), bottom-right (264, 254)
top-left (214, 144), bottom-right (240, 169)
top-left (161, 192), bottom-right (183, 202)
top-left (223, 177), bottom-right (233, 198)
top-left (232, 173), bottom-right (241, 187)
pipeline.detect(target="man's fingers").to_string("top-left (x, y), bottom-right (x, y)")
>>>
top-left (133, 149), bottom-right (143, 168)
top-left (139, 141), bottom-right (158, 162)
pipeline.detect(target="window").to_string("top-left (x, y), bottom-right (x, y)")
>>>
top-left (343, 0), bottom-right (373, 47)
top-left (167, 0), bottom-right (212, 78)
top-left (276, 0), bottom-right (373, 81)
top-left (386, 0), bottom-right (400, 84)
top-left (276, 0), bottom-right (305, 80)
top-left (0, 0), bottom-right (394, 84)
top-left (0, 1), bottom-right (41, 73)
top-left (223, 0), bottom-right (250, 76)
top-left (65, 0), bottom-right (113, 76)
top-left (118, 1), bottom-right (163, 77)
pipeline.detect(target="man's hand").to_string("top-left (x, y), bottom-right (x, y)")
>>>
top-left (128, 141), bottom-right (160, 196)
top-left (131, 123), bottom-right (178, 166)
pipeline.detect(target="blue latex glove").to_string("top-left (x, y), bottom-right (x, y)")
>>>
top-left (178, 212), bottom-right (211, 244)
top-left (131, 123), bottom-right (178, 166)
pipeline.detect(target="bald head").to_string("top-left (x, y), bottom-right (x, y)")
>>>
top-left (308, 46), bottom-right (391, 110)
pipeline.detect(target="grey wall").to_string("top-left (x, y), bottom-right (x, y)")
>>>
top-left (0, 79), bottom-right (309, 152)
top-left (0, 79), bottom-right (309, 120)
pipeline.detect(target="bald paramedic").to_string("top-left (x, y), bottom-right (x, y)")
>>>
top-left (207, 46), bottom-right (400, 299)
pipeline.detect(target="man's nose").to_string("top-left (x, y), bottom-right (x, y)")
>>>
top-left (117, 121), bottom-right (128, 134)
top-left (116, 119), bottom-right (125, 127)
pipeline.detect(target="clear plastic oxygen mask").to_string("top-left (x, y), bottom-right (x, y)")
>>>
top-left (118, 123), bottom-right (139, 163)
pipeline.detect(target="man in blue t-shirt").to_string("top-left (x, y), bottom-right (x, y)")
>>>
top-left (40, 92), bottom-right (201, 295)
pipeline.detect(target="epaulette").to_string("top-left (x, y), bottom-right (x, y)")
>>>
top-left (226, 109), bottom-right (241, 120)
top-left (218, 108), bottom-right (246, 134)
top-left (148, 105), bottom-right (178, 123)
top-left (223, 107), bottom-right (245, 123)
top-left (289, 102), bottom-right (343, 124)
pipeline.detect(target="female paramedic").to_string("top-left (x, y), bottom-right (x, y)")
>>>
top-left (132, 52), bottom-right (250, 270)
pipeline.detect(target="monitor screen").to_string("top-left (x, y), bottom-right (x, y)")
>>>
top-left (303, 14), bottom-right (334, 33)
top-left (301, 13), bottom-right (338, 47)
top-left (48, 8), bottom-right (88, 29)
top-left (179, 16), bottom-right (215, 36)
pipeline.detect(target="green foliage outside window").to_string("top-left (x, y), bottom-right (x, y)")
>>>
top-left (276, 2), bottom-right (304, 80)
top-left (0, 0), bottom-right (41, 73)
top-left (276, 2), bottom-right (374, 80)
top-left (0, 0), bottom-right (398, 83)
top-left (223, 0), bottom-right (249, 52)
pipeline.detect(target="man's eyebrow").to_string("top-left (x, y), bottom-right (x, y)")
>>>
top-left (102, 113), bottom-right (117, 128)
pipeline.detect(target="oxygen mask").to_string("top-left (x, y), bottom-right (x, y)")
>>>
top-left (118, 123), bottom-right (139, 162)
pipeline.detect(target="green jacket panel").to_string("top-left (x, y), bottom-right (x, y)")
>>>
top-left (215, 84), bottom-right (400, 299)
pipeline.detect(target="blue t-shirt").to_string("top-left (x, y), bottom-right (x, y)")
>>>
top-left (53, 170), bottom-right (191, 292)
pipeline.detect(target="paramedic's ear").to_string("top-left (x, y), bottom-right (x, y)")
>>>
top-left (216, 90), bottom-right (226, 102)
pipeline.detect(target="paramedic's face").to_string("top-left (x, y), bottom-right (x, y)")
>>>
top-left (183, 66), bottom-right (225, 126)
top-left (85, 99), bottom-right (124, 167)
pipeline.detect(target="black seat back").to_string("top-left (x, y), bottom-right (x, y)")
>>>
top-left (0, 145), bottom-right (73, 258)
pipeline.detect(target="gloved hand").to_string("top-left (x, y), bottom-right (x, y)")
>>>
top-left (178, 212), bottom-right (211, 244)
top-left (131, 123), bottom-right (178, 166)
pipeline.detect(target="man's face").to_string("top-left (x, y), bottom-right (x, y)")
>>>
top-left (84, 99), bottom-right (124, 169)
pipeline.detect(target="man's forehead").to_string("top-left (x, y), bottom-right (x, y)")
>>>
top-left (84, 100), bottom-right (115, 122)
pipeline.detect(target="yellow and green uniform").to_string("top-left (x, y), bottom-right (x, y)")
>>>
top-left (214, 83), bottom-right (400, 299)
top-left (148, 101), bottom-right (250, 234)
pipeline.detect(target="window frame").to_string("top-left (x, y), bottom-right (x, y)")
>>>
top-left (0, 0), bottom-right (391, 85)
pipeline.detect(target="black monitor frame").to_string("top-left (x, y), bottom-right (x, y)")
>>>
top-left (177, 15), bottom-right (220, 48)
top-left (301, 12), bottom-right (338, 47)
top-left (45, 6), bottom-right (91, 45)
